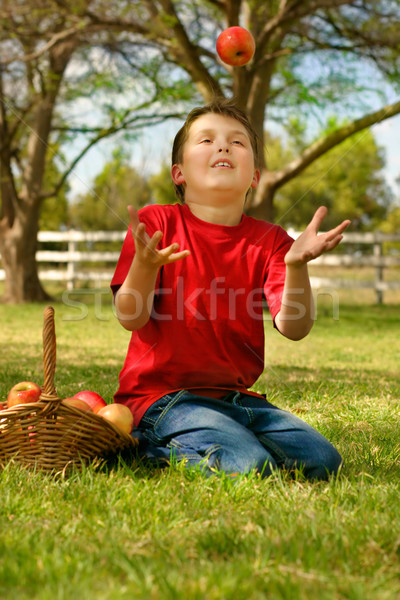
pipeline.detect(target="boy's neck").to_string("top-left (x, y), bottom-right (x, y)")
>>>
top-left (185, 197), bottom-right (244, 226)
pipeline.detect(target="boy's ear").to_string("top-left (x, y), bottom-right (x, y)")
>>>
top-left (171, 164), bottom-right (185, 185)
top-left (251, 169), bottom-right (260, 189)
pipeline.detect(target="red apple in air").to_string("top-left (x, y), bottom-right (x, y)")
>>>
top-left (216, 26), bottom-right (255, 67)
top-left (7, 381), bottom-right (42, 408)
top-left (97, 404), bottom-right (134, 434)
top-left (73, 390), bottom-right (107, 413)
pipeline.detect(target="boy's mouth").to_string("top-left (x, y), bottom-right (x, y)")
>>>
top-left (212, 160), bottom-right (233, 168)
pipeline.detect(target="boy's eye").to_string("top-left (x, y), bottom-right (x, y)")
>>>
top-left (201, 138), bottom-right (212, 143)
top-left (233, 140), bottom-right (244, 145)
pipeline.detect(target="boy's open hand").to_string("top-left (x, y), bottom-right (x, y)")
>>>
top-left (128, 205), bottom-right (190, 269)
top-left (285, 206), bottom-right (351, 267)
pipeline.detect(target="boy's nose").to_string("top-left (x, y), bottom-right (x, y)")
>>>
top-left (218, 146), bottom-right (230, 153)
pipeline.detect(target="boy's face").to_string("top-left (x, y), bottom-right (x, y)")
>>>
top-left (171, 113), bottom-right (260, 204)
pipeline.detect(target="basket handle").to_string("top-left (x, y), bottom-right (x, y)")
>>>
top-left (41, 305), bottom-right (59, 401)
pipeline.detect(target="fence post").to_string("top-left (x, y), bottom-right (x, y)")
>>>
top-left (373, 239), bottom-right (383, 305)
top-left (67, 231), bottom-right (77, 291)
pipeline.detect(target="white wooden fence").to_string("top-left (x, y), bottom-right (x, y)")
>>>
top-left (36, 230), bottom-right (125, 289)
top-left (0, 229), bottom-right (400, 303)
top-left (286, 229), bottom-right (400, 304)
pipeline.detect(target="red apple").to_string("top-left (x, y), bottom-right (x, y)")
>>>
top-left (216, 26), bottom-right (255, 67)
top-left (97, 404), bottom-right (134, 434)
top-left (7, 381), bottom-right (42, 408)
top-left (73, 390), bottom-right (107, 413)
top-left (63, 397), bottom-right (93, 412)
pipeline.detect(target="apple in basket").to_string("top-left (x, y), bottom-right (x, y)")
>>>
top-left (97, 404), bottom-right (134, 434)
top-left (73, 390), bottom-right (107, 413)
top-left (63, 397), bottom-right (94, 412)
top-left (7, 381), bottom-right (42, 408)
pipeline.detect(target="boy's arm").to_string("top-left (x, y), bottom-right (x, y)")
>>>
top-left (115, 205), bottom-right (190, 331)
top-left (275, 206), bottom-right (350, 341)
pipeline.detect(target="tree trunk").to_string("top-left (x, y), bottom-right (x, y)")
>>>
top-left (0, 35), bottom-right (77, 303)
top-left (0, 207), bottom-right (51, 304)
top-left (246, 168), bottom-right (277, 222)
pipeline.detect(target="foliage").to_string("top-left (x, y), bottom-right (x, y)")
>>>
top-left (69, 148), bottom-right (151, 231)
top-left (271, 128), bottom-right (393, 230)
top-left (39, 149), bottom-right (70, 231)
top-left (148, 163), bottom-right (179, 206)
top-left (380, 205), bottom-right (400, 233)
top-left (379, 204), bottom-right (400, 255)
top-left (0, 300), bottom-right (400, 599)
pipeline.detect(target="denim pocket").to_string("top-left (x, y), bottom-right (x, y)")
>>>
top-left (140, 396), bottom-right (171, 428)
top-left (140, 391), bottom-right (185, 430)
top-left (152, 390), bottom-right (188, 434)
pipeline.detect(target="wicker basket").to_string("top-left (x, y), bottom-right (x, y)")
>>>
top-left (0, 306), bottom-right (138, 474)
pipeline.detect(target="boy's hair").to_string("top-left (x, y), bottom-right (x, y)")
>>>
top-left (171, 97), bottom-right (260, 202)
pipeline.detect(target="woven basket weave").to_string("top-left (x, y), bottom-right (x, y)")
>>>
top-left (0, 306), bottom-right (138, 474)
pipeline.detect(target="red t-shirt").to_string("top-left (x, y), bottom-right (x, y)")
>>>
top-left (111, 203), bottom-right (293, 425)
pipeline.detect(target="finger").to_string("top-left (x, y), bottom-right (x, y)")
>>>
top-left (166, 250), bottom-right (191, 263)
top-left (158, 242), bottom-right (180, 257)
top-left (324, 219), bottom-right (351, 242)
top-left (323, 234), bottom-right (345, 252)
top-left (127, 205), bottom-right (140, 231)
top-left (147, 230), bottom-right (163, 252)
top-left (132, 222), bottom-right (150, 247)
top-left (159, 243), bottom-right (190, 260)
top-left (307, 206), bottom-right (328, 232)
top-left (128, 205), bottom-right (152, 246)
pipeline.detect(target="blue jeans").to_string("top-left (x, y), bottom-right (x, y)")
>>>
top-left (137, 390), bottom-right (342, 480)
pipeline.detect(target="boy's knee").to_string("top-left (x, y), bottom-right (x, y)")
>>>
top-left (307, 446), bottom-right (342, 480)
top-left (209, 443), bottom-right (277, 478)
top-left (326, 446), bottom-right (343, 476)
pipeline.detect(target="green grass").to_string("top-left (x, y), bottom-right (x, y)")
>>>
top-left (1, 295), bottom-right (400, 600)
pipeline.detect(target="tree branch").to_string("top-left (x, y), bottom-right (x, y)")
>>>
top-left (257, 0), bottom-right (353, 47)
top-left (0, 27), bottom-right (81, 66)
top-left (156, 0), bottom-right (223, 100)
top-left (274, 99), bottom-right (400, 188)
top-left (42, 111), bottom-right (184, 200)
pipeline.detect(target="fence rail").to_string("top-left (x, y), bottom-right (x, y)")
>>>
top-left (1, 229), bottom-right (400, 303)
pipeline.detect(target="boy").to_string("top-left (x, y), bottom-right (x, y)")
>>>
top-left (111, 98), bottom-right (350, 480)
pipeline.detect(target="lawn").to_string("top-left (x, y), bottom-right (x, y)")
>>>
top-left (1, 294), bottom-right (400, 600)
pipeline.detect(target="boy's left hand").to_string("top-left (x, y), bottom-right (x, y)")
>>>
top-left (285, 206), bottom-right (351, 267)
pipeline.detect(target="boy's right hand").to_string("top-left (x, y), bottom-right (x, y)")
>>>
top-left (128, 205), bottom-right (190, 270)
